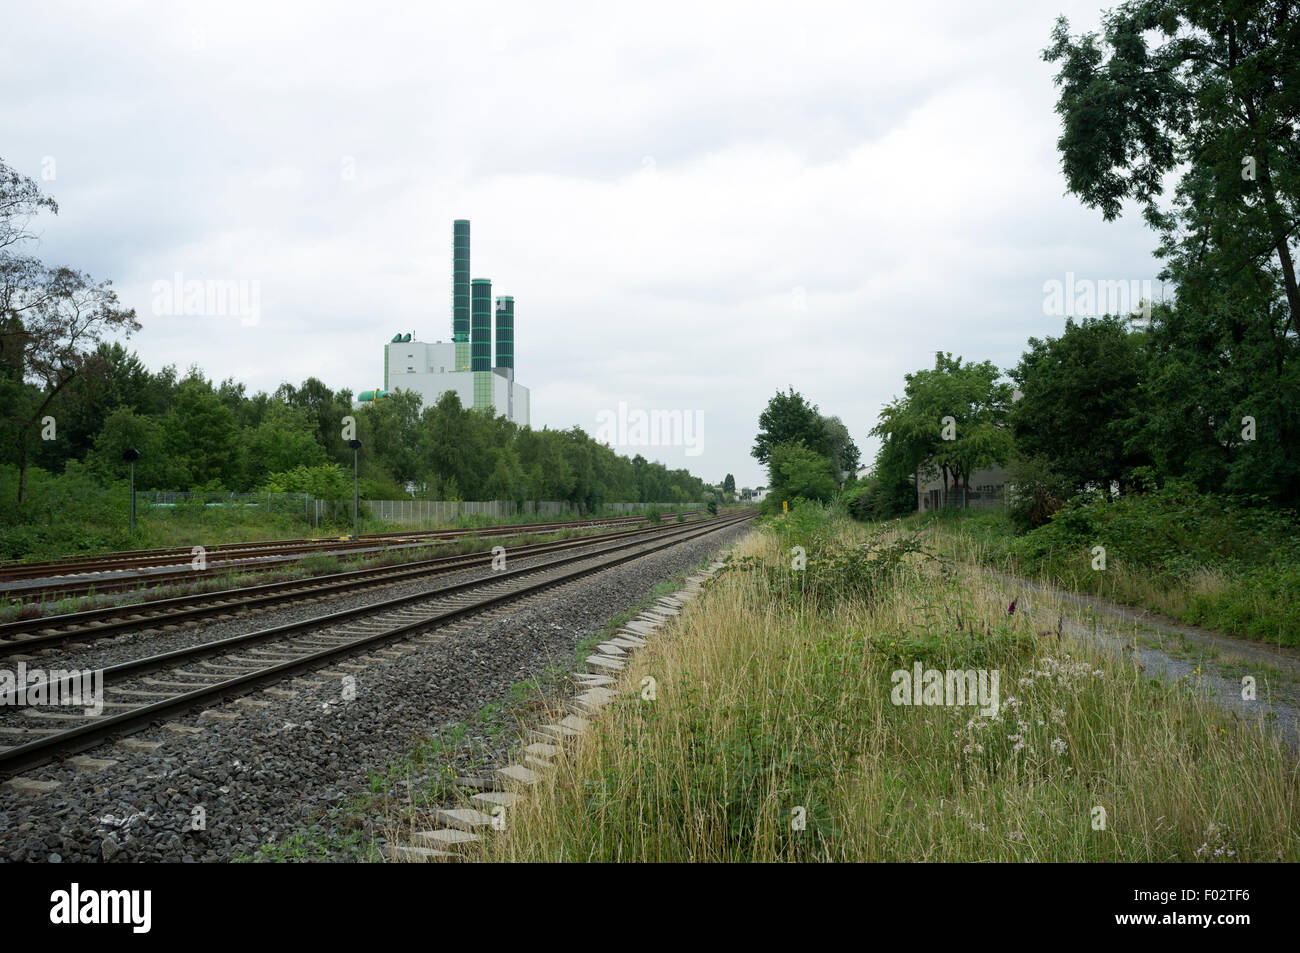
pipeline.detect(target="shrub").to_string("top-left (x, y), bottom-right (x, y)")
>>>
top-left (1005, 455), bottom-right (1074, 531)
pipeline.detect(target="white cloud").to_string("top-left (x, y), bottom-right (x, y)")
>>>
top-left (2, 0), bottom-right (1161, 488)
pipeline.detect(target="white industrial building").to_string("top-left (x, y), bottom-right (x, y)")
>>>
top-left (384, 339), bottom-right (530, 425)
top-left (358, 220), bottom-right (531, 426)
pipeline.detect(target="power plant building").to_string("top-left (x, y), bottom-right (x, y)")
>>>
top-left (363, 220), bottom-right (530, 425)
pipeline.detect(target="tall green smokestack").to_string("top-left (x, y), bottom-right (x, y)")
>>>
top-left (472, 278), bottom-right (493, 411)
top-left (452, 220), bottom-right (471, 372)
top-left (495, 296), bottom-right (514, 371)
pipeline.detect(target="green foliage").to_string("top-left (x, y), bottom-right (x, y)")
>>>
top-left (843, 472), bottom-right (915, 522)
top-left (1004, 455), bottom-right (1074, 531)
top-left (738, 513), bottom-right (934, 614)
top-left (259, 464), bottom-right (351, 499)
top-left (752, 388), bottom-right (832, 466)
top-left (1045, 6), bottom-right (1300, 505)
top-left (1014, 483), bottom-right (1299, 576)
top-left (951, 484), bottom-right (1300, 645)
top-left (767, 441), bottom-right (838, 504)
top-left (870, 352), bottom-right (1013, 509)
top-left (0, 352), bottom-right (713, 539)
top-left (0, 463), bottom-right (131, 559)
top-left (752, 389), bottom-right (860, 482)
top-left (1009, 316), bottom-right (1150, 492)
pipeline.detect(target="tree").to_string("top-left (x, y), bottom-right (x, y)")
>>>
top-left (722, 473), bottom-right (736, 494)
top-left (871, 353), bottom-right (1013, 507)
top-left (162, 375), bottom-right (242, 489)
top-left (245, 402), bottom-right (329, 487)
top-left (1009, 315), bottom-right (1150, 493)
top-left (1045, 3), bottom-right (1300, 504)
top-left (820, 415), bottom-right (861, 478)
top-left (0, 159), bottom-right (57, 253)
top-left (752, 388), bottom-right (832, 466)
top-left (1045, 2), bottom-right (1300, 332)
top-left (86, 407), bottom-right (177, 490)
top-left (0, 159), bottom-right (141, 502)
top-left (767, 441), bottom-right (839, 504)
top-left (275, 377), bottom-right (354, 466)
top-left (1, 264), bottom-right (140, 502)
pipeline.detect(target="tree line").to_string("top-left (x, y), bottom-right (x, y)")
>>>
top-left (0, 159), bottom-right (711, 509)
top-left (758, 3), bottom-right (1299, 522)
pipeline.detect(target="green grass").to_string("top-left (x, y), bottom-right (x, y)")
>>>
top-left (0, 462), bottom-right (706, 563)
top-left (914, 485), bottom-right (1300, 647)
top-left (482, 507), bottom-right (1298, 863)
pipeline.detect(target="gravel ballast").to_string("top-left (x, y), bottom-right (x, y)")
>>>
top-left (0, 520), bottom-right (752, 863)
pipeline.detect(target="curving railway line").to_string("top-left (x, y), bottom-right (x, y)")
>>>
top-left (0, 510), bottom-right (753, 776)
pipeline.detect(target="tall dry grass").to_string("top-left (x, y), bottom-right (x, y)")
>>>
top-left (481, 515), bottom-right (1298, 862)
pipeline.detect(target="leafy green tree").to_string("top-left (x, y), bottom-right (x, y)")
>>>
top-left (871, 353), bottom-right (1013, 507)
top-left (245, 402), bottom-right (328, 487)
top-left (86, 407), bottom-right (179, 490)
top-left (0, 158), bottom-right (140, 501)
top-left (275, 377), bottom-right (355, 466)
top-left (1045, 3), bottom-right (1300, 503)
top-left (259, 463), bottom-right (351, 499)
top-left (820, 415), bottom-right (861, 477)
top-left (722, 473), bottom-right (735, 494)
top-left (356, 389), bottom-right (422, 489)
top-left (162, 374), bottom-right (242, 489)
top-left (1010, 315), bottom-right (1150, 492)
top-left (768, 441), bottom-right (839, 504)
top-left (753, 388), bottom-right (832, 466)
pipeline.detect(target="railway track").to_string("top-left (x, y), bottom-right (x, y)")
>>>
top-left (0, 516), bottom-right (712, 655)
top-left (0, 512), bottom-right (699, 604)
top-left (0, 511), bottom-right (689, 585)
top-left (0, 511), bottom-right (753, 775)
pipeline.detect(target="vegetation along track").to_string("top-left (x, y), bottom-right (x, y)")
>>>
top-left (0, 511), bottom-right (753, 775)
top-left (0, 512), bottom-right (689, 587)
top-left (0, 516), bottom-right (717, 654)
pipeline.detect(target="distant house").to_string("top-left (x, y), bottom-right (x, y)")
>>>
top-left (915, 465), bottom-right (1009, 512)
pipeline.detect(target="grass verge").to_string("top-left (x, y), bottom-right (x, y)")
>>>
top-left (483, 508), bottom-right (1298, 862)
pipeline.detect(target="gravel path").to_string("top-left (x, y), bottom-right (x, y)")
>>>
top-left (980, 569), bottom-right (1300, 751)
top-left (0, 521), bottom-right (752, 863)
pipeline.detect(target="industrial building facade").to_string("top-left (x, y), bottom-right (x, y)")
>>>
top-left (360, 220), bottom-right (530, 425)
top-left (917, 465), bottom-right (1008, 511)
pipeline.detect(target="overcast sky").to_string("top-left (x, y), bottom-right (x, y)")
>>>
top-left (2, 0), bottom-right (1165, 490)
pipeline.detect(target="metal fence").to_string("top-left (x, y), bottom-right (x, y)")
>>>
top-left (136, 491), bottom-right (700, 528)
top-left (358, 499), bottom-right (701, 527)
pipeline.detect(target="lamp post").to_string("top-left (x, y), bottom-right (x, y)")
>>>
top-left (122, 448), bottom-right (141, 537)
top-left (348, 439), bottom-right (362, 539)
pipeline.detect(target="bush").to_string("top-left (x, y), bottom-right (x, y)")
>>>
top-left (735, 519), bottom-right (934, 613)
top-left (1005, 455), bottom-right (1074, 531)
top-left (767, 442), bottom-right (839, 504)
top-left (844, 474), bottom-right (915, 521)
